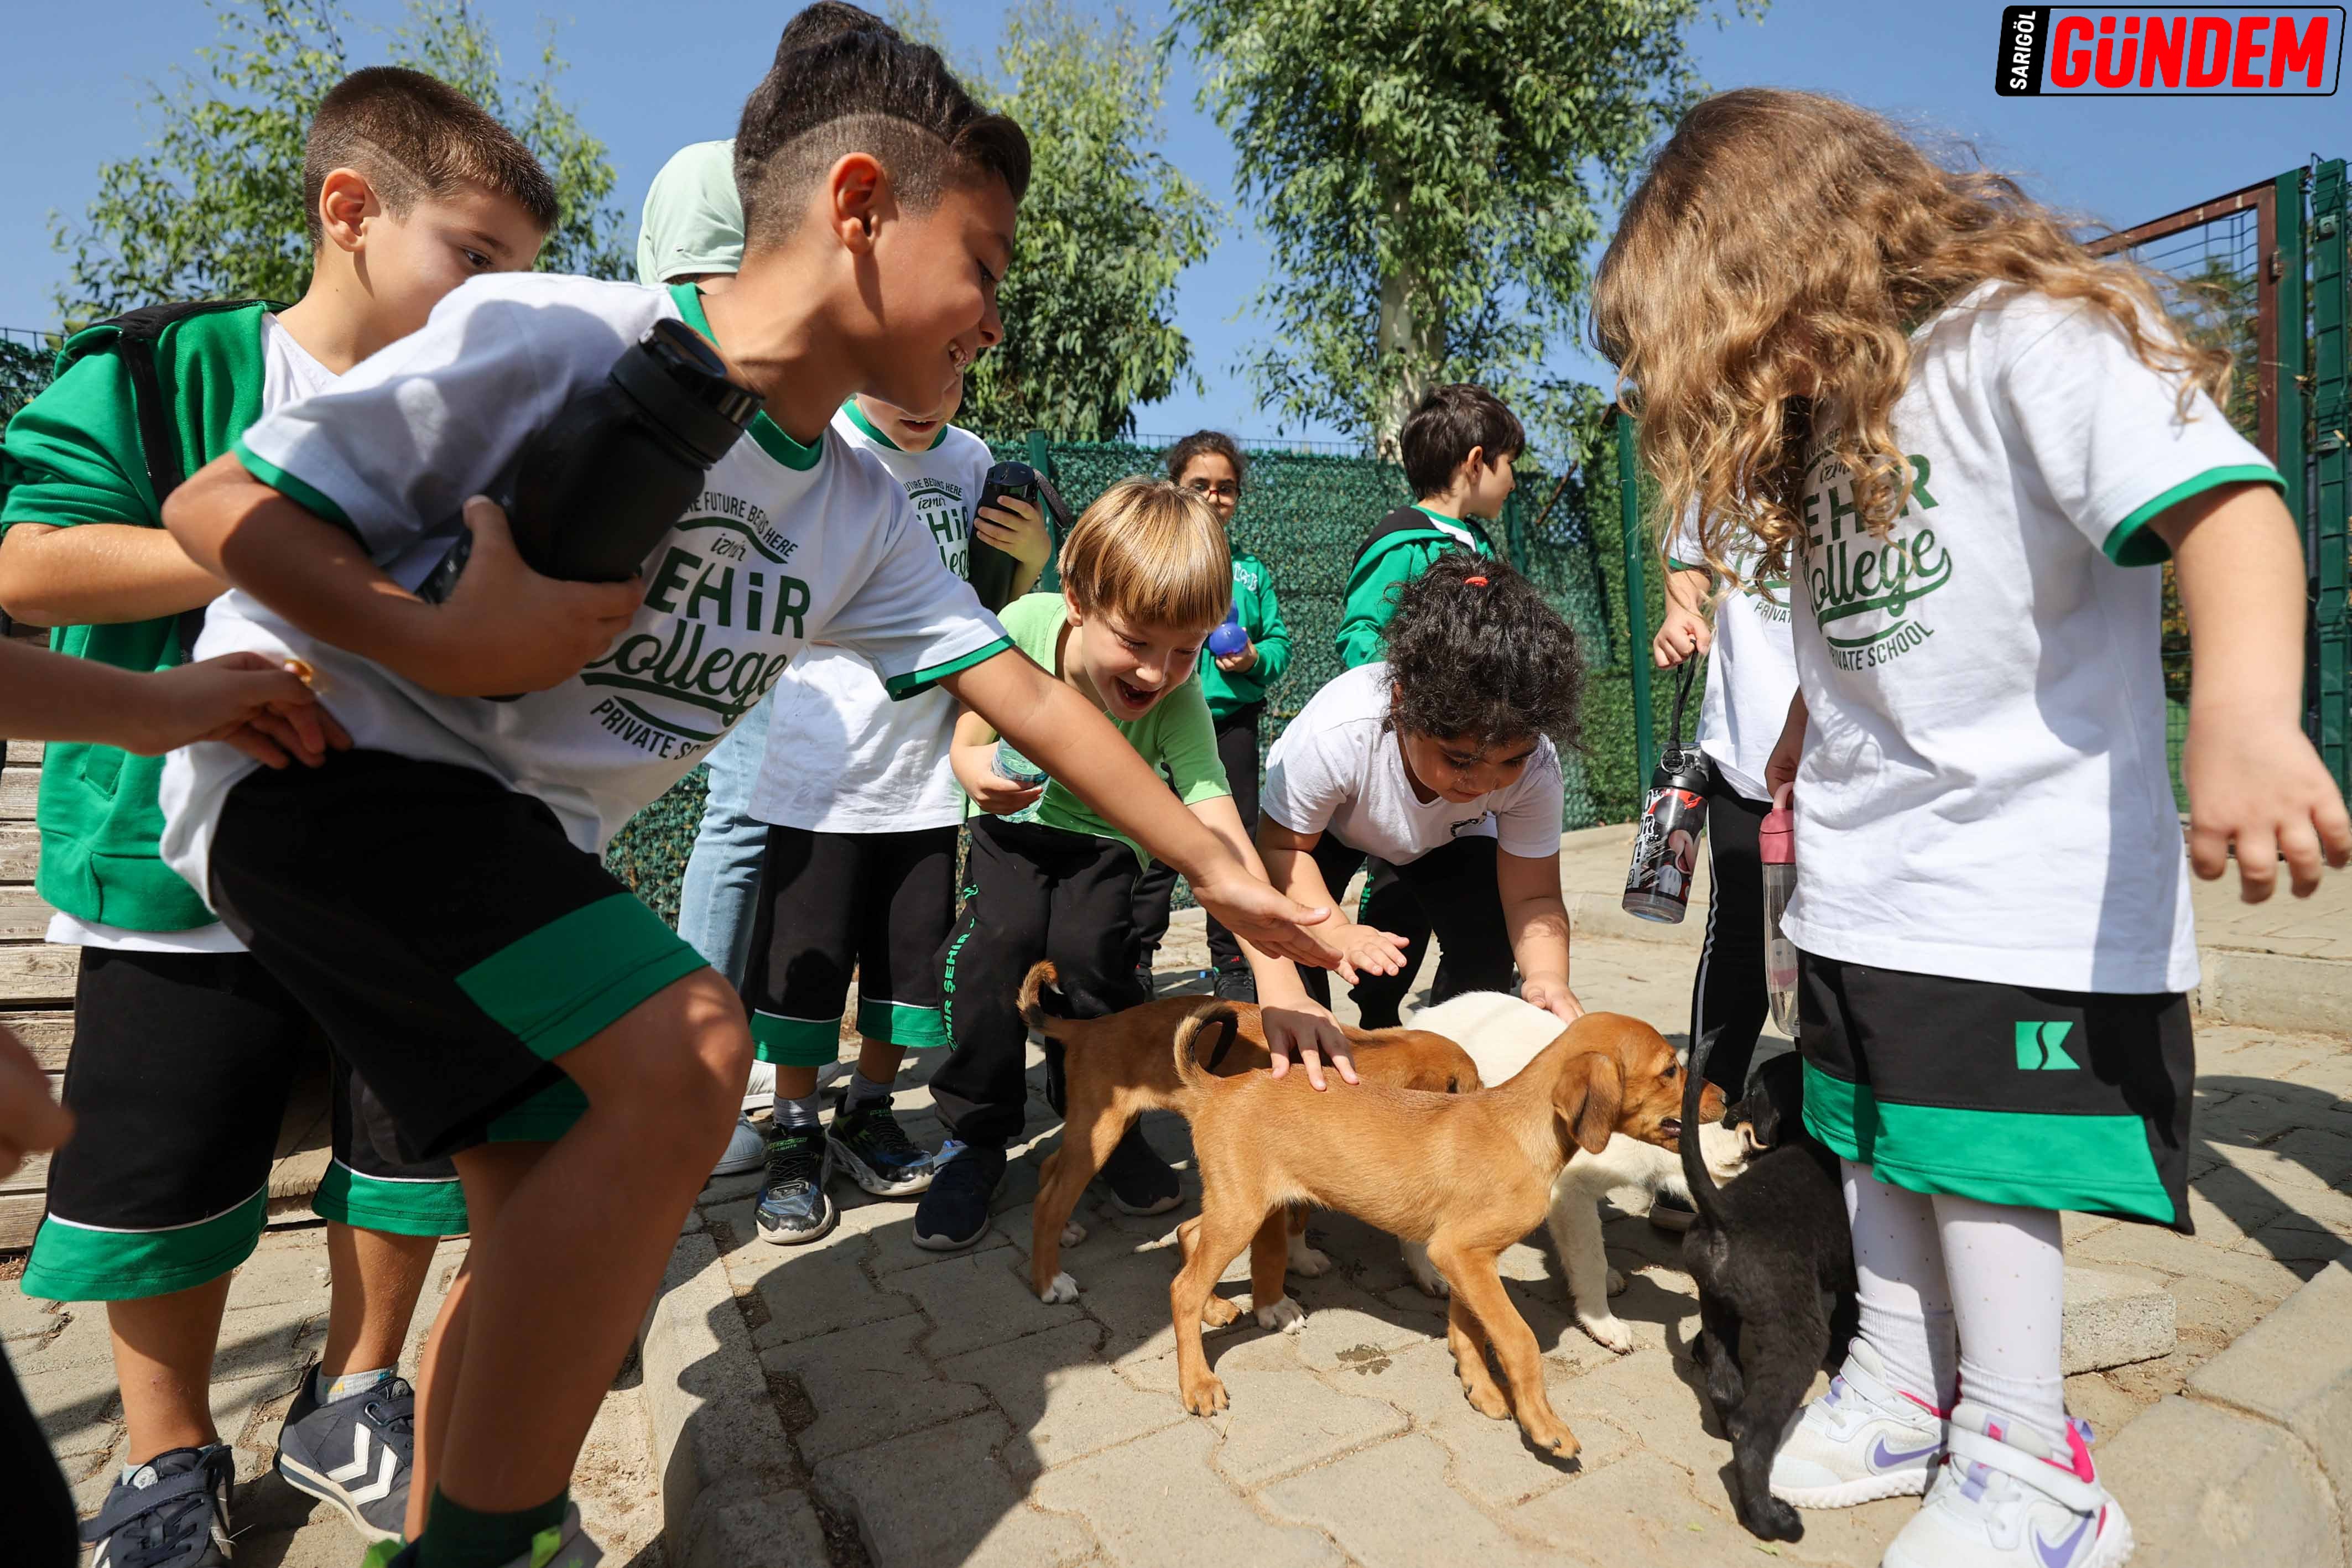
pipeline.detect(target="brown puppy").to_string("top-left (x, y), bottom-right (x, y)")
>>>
top-left (1019, 961), bottom-right (1478, 1306)
top-left (1166, 1004), bottom-right (1721, 1458)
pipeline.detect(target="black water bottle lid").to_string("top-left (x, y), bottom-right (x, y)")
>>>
top-left (611, 317), bottom-right (763, 466)
top-left (1653, 742), bottom-right (1711, 791)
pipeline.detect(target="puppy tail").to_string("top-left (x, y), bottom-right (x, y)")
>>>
top-left (1171, 1001), bottom-right (1239, 1106)
top-left (1018, 962), bottom-right (1070, 1033)
top-left (1679, 1032), bottom-right (1730, 1232)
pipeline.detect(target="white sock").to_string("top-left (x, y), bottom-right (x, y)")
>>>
top-left (845, 1070), bottom-right (893, 1111)
top-left (1933, 1192), bottom-right (2068, 1447)
top-left (773, 1092), bottom-right (823, 1131)
top-left (316, 1364), bottom-right (396, 1404)
top-left (1842, 1158), bottom-right (1958, 1412)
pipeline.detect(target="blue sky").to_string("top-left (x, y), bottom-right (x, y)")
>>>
top-left (2, 1), bottom-right (2341, 446)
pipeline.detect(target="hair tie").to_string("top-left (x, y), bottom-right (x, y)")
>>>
top-left (1464, 575), bottom-right (1489, 587)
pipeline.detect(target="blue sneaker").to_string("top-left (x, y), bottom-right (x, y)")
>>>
top-left (1098, 1123), bottom-right (1182, 1215)
top-left (911, 1141), bottom-right (1005, 1251)
top-left (85, 1444), bottom-right (233, 1568)
top-left (830, 1100), bottom-right (935, 1196)
top-left (274, 1367), bottom-right (414, 1542)
top-left (757, 1124), bottom-right (838, 1245)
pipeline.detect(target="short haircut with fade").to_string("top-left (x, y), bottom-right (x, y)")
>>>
top-left (1057, 478), bottom-right (1231, 632)
top-left (303, 67), bottom-right (558, 249)
top-left (772, 1), bottom-right (896, 65)
top-left (733, 23), bottom-right (1031, 247)
top-left (1400, 384), bottom-right (1526, 499)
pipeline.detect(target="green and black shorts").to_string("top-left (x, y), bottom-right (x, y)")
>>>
top-left (204, 749), bottom-right (709, 1162)
top-left (1798, 951), bottom-right (2194, 1231)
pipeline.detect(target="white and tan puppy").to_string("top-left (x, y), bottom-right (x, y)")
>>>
top-left (1404, 991), bottom-right (1751, 1351)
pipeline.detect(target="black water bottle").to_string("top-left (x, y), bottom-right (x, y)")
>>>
top-left (966, 461), bottom-right (1039, 613)
top-left (415, 317), bottom-right (761, 602)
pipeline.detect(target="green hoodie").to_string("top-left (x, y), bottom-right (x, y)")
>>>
top-left (1332, 503), bottom-right (1498, 668)
top-left (1198, 549), bottom-right (1290, 722)
top-left (0, 304), bottom-right (278, 931)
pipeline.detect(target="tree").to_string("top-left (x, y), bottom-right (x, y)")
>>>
top-left (52, 0), bottom-right (627, 326)
top-left (1176, 0), bottom-right (1745, 457)
top-left (956, 2), bottom-right (1217, 441)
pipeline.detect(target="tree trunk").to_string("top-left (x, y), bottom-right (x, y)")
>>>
top-left (1373, 258), bottom-right (1443, 459)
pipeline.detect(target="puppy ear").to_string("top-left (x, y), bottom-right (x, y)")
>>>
top-left (1553, 1053), bottom-right (1623, 1155)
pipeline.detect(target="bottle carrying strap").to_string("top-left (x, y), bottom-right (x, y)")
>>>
top-left (1664, 657), bottom-right (1699, 768)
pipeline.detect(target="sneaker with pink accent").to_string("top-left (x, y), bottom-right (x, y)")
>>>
top-left (1769, 1338), bottom-right (1948, 1508)
top-left (1880, 1402), bottom-right (2134, 1568)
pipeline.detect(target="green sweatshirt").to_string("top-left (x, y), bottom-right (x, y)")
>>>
top-left (1198, 549), bottom-right (1290, 722)
top-left (1333, 503), bottom-right (1498, 668)
top-left (0, 303), bottom-right (278, 931)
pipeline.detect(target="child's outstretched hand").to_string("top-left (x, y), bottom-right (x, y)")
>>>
top-left (0, 1024), bottom-right (70, 1181)
top-left (129, 653), bottom-right (350, 768)
top-left (1261, 997), bottom-right (1358, 1091)
top-left (418, 496), bottom-right (645, 696)
top-left (2183, 719), bottom-right (2351, 900)
top-left (1325, 920), bottom-right (1411, 987)
top-left (1191, 867), bottom-right (1346, 973)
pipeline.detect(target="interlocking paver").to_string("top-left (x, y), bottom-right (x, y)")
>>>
top-left (811, 1408), bottom-right (1095, 1568)
top-left (1207, 1361), bottom-right (1411, 1487)
top-left (761, 1311), bottom-right (992, 1463)
top-left (1032, 1421), bottom-right (1347, 1568)
top-left (935, 1317), bottom-right (1188, 1479)
top-left (897, 1247), bottom-right (1086, 1358)
top-left (745, 1240), bottom-right (919, 1351)
top-left (1259, 1432), bottom-right (1570, 1568)
top-left (1356, 1338), bottom-right (1618, 1509)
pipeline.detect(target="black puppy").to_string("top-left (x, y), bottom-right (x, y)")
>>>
top-left (1679, 1048), bottom-right (1857, 1542)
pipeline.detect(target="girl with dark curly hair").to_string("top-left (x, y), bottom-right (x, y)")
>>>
top-left (1257, 550), bottom-right (1584, 1030)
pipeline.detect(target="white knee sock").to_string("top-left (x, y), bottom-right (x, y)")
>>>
top-left (1933, 1192), bottom-right (2067, 1447)
top-left (1841, 1159), bottom-right (1958, 1411)
top-left (773, 1092), bottom-right (822, 1131)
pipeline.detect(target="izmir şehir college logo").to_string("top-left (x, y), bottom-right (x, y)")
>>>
top-left (1996, 7), bottom-right (2343, 94)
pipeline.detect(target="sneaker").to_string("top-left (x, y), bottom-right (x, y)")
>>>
top-left (756, 1124), bottom-right (838, 1245)
top-left (742, 1056), bottom-right (777, 1110)
top-left (363, 1501), bottom-right (605, 1568)
top-left (1768, 1338), bottom-right (1947, 1508)
top-left (1098, 1123), bottom-right (1182, 1215)
top-left (274, 1367), bottom-right (415, 1542)
top-left (1881, 1403), bottom-right (2133, 1568)
top-left (84, 1444), bottom-right (234, 1568)
top-left (912, 1140), bottom-right (1006, 1250)
top-left (710, 1114), bottom-right (767, 1179)
top-left (1134, 956), bottom-right (1156, 1000)
top-left (1211, 966), bottom-right (1257, 1003)
top-left (1648, 1189), bottom-right (1697, 1232)
top-left (831, 1098), bottom-right (936, 1196)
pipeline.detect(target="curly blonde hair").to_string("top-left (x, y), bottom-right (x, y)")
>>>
top-left (1590, 88), bottom-right (2230, 579)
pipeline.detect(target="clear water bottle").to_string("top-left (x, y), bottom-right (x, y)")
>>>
top-left (993, 739), bottom-right (1048, 788)
top-left (1760, 785), bottom-right (1799, 1032)
top-left (1622, 660), bottom-right (1710, 923)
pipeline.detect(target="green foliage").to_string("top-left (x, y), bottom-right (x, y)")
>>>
top-left (0, 335), bottom-right (62, 429)
top-left (960, 2), bottom-right (1219, 440)
top-left (53, 0), bottom-right (627, 326)
top-left (1174, 0), bottom-right (1743, 456)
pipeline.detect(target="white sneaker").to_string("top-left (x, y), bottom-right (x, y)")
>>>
top-left (710, 1114), bottom-right (766, 1178)
top-left (1881, 1402), bottom-right (2132, 1568)
top-left (741, 1058), bottom-right (777, 1111)
top-left (1769, 1338), bottom-right (1947, 1508)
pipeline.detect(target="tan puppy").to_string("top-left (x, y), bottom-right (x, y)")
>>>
top-left (1165, 1004), bottom-right (1720, 1458)
top-left (1018, 961), bottom-right (1479, 1305)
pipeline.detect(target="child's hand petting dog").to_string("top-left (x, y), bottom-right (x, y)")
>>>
top-left (1258, 998), bottom-right (1357, 1090)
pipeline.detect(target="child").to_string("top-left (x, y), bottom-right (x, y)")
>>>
top-left (1595, 87), bottom-right (2350, 1567)
top-left (919, 478), bottom-right (1372, 1249)
top-left (1260, 554), bottom-right (1585, 1030)
top-left (0, 67), bottom-right (553, 1557)
top-left (155, 23), bottom-right (1336, 1566)
top-left (1128, 430), bottom-right (1291, 1002)
top-left (736, 377), bottom-right (1051, 1244)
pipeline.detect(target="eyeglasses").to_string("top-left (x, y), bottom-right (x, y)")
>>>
top-left (1184, 480), bottom-right (1241, 499)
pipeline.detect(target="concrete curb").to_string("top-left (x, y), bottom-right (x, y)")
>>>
top-left (2195, 947), bottom-right (2352, 1037)
top-left (2098, 1249), bottom-right (2352, 1567)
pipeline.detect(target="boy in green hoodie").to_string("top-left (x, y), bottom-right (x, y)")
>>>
top-left (0, 68), bottom-right (553, 1560)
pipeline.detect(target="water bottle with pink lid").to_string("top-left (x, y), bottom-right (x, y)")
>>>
top-left (1760, 784), bottom-right (1799, 1032)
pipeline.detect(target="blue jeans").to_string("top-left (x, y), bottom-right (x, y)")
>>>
top-left (677, 696), bottom-right (773, 988)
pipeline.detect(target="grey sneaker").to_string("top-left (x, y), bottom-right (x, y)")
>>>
top-left (84, 1444), bottom-right (233, 1568)
top-left (830, 1100), bottom-right (935, 1196)
top-left (275, 1367), bottom-right (414, 1542)
top-left (757, 1124), bottom-right (838, 1245)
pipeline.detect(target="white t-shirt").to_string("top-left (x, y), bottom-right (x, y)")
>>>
top-left (1667, 518), bottom-right (1798, 803)
top-left (52, 314), bottom-right (339, 956)
top-left (1261, 663), bottom-right (1565, 867)
top-left (748, 406), bottom-right (994, 832)
top-left (1781, 283), bottom-right (2280, 994)
top-left (159, 274), bottom-right (1010, 899)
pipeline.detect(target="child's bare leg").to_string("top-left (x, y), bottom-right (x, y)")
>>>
top-left (319, 1222), bottom-right (436, 1379)
top-left (431, 970), bottom-right (748, 1510)
top-left (854, 1038), bottom-right (907, 1085)
top-left (109, 1276), bottom-right (234, 1460)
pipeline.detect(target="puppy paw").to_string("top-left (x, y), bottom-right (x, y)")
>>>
top-left (1200, 1294), bottom-right (1245, 1329)
top-left (1742, 1498), bottom-right (1804, 1543)
top-left (1180, 1372), bottom-right (1230, 1416)
top-left (1061, 1218), bottom-right (1086, 1247)
top-left (1287, 1238), bottom-right (1333, 1277)
top-left (1520, 1414), bottom-right (1581, 1460)
top-left (1255, 1295), bottom-right (1307, 1333)
top-left (1037, 1272), bottom-right (1080, 1305)
top-left (1579, 1314), bottom-right (1636, 1354)
top-left (1403, 1244), bottom-right (1450, 1298)
top-left (1606, 1268), bottom-right (1626, 1296)
top-left (1459, 1377), bottom-right (1512, 1421)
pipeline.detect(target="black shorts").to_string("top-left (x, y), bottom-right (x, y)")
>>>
top-left (207, 750), bottom-right (707, 1160)
top-left (1798, 951), bottom-right (2194, 1231)
top-left (22, 947), bottom-right (467, 1304)
top-left (741, 824), bottom-right (958, 1066)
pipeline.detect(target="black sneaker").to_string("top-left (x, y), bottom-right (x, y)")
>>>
top-left (1099, 1123), bottom-right (1182, 1215)
top-left (85, 1444), bottom-right (233, 1568)
top-left (831, 1099), bottom-right (935, 1196)
top-left (757, 1124), bottom-right (838, 1246)
top-left (1134, 955), bottom-right (1156, 1000)
top-left (1649, 1189), bottom-right (1697, 1233)
top-left (1211, 966), bottom-right (1257, 1003)
top-left (275, 1367), bottom-right (414, 1542)
top-left (911, 1141), bottom-right (1006, 1251)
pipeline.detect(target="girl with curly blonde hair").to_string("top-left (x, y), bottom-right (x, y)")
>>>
top-left (1595, 89), bottom-right (2347, 1567)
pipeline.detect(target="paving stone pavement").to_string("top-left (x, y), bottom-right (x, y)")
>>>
top-left (686, 914), bottom-right (2352, 1568)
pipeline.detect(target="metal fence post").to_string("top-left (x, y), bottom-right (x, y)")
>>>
top-left (2312, 160), bottom-right (2349, 795)
top-left (1616, 411), bottom-right (1654, 785)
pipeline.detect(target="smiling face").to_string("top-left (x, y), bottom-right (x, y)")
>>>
top-left (860, 169), bottom-right (1016, 419)
top-left (1395, 717), bottom-right (1541, 805)
top-left (1063, 604), bottom-right (1211, 723)
top-left (856, 376), bottom-right (964, 449)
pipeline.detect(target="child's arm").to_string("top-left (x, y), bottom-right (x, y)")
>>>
top-left (1252, 817), bottom-right (1413, 983)
top-left (164, 459), bottom-right (646, 697)
top-left (0, 1022), bottom-right (70, 1182)
top-left (0, 638), bottom-right (340, 767)
top-left (1497, 848), bottom-right (1581, 1023)
top-left (1764, 689), bottom-right (1808, 796)
top-left (941, 651), bottom-right (1346, 970)
top-left (1652, 564), bottom-right (1713, 668)
top-left (948, 705), bottom-right (1043, 816)
top-left (2157, 483), bottom-right (2352, 899)
top-left (0, 524), bottom-right (225, 627)
top-left (1188, 794), bottom-right (1360, 1088)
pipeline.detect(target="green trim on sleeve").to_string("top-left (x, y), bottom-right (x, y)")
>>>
top-left (855, 996), bottom-right (949, 1049)
top-left (21, 1190), bottom-right (267, 1303)
top-left (312, 1162), bottom-right (470, 1237)
top-left (752, 1010), bottom-right (847, 1067)
top-left (231, 436), bottom-right (355, 531)
top-left (2101, 463), bottom-right (2283, 567)
top-left (882, 635), bottom-right (1013, 700)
